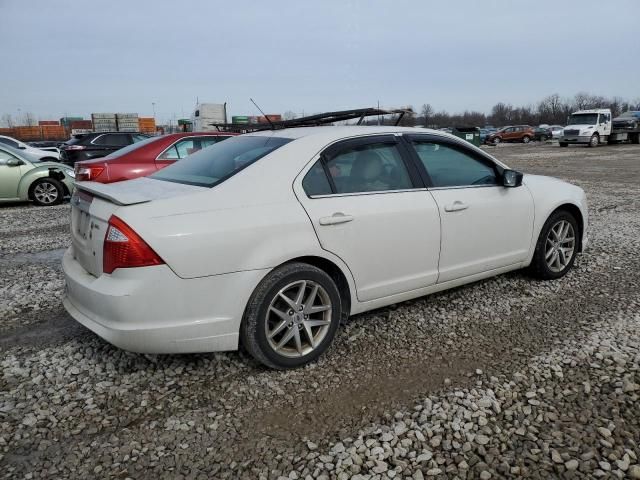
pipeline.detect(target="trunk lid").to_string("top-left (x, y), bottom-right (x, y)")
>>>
top-left (70, 177), bottom-right (206, 277)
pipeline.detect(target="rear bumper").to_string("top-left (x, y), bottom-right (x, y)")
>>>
top-left (62, 247), bottom-right (268, 354)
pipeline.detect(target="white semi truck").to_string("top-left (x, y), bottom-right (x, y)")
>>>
top-left (560, 108), bottom-right (640, 147)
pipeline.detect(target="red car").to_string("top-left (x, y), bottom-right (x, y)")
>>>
top-left (74, 132), bottom-right (236, 183)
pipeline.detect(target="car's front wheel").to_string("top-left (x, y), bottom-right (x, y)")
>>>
top-left (493, 137), bottom-right (501, 145)
top-left (529, 210), bottom-right (579, 280)
top-left (30, 178), bottom-right (64, 206)
top-left (588, 133), bottom-right (599, 147)
top-left (241, 262), bottom-right (342, 369)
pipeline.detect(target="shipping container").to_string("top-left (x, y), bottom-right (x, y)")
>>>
top-left (70, 120), bottom-right (93, 130)
top-left (60, 116), bottom-right (84, 127)
top-left (232, 116), bottom-right (250, 124)
top-left (38, 120), bottom-right (59, 126)
top-left (40, 125), bottom-right (66, 140)
top-left (71, 128), bottom-right (92, 136)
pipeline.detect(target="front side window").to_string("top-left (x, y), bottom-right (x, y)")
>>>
top-left (151, 135), bottom-right (291, 187)
top-left (412, 141), bottom-right (498, 188)
top-left (0, 149), bottom-right (19, 164)
top-left (323, 142), bottom-right (412, 194)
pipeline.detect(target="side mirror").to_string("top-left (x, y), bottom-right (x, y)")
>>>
top-left (6, 158), bottom-right (24, 167)
top-left (503, 169), bottom-right (523, 188)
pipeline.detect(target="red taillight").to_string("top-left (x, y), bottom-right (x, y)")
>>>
top-left (75, 164), bottom-right (105, 181)
top-left (103, 215), bottom-right (164, 274)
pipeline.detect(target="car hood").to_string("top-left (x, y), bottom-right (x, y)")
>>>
top-left (76, 177), bottom-right (206, 206)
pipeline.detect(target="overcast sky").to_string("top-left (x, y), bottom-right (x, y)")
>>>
top-left (1, 0), bottom-right (638, 123)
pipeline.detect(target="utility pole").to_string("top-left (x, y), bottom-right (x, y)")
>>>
top-left (152, 102), bottom-right (156, 119)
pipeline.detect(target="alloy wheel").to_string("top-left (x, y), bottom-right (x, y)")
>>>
top-left (545, 220), bottom-right (575, 273)
top-left (33, 182), bottom-right (59, 205)
top-left (590, 134), bottom-right (599, 147)
top-left (265, 280), bottom-right (332, 358)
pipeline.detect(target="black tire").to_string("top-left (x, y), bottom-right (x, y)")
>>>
top-left (30, 178), bottom-right (64, 206)
top-left (559, 142), bottom-right (568, 147)
top-left (522, 135), bottom-right (531, 144)
top-left (240, 262), bottom-right (343, 369)
top-left (631, 133), bottom-right (640, 144)
top-left (529, 210), bottom-right (579, 280)
top-left (493, 137), bottom-right (501, 145)
top-left (588, 133), bottom-right (599, 147)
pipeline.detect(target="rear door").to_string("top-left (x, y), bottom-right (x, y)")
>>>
top-left (406, 134), bottom-right (534, 283)
top-left (294, 135), bottom-right (441, 302)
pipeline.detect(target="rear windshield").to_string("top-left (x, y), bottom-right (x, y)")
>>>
top-left (150, 135), bottom-right (291, 187)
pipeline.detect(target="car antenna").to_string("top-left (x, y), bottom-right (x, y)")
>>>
top-left (250, 98), bottom-right (275, 130)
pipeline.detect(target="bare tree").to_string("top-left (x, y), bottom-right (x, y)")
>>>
top-left (1, 114), bottom-right (14, 128)
top-left (22, 112), bottom-right (37, 126)
top-left (420, 104), bottom-right (434, 126)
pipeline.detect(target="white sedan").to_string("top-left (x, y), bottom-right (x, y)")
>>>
top-left (0, 135), bottom-right (61, 160)
top-left (63, 126), bottom-right (588, 369)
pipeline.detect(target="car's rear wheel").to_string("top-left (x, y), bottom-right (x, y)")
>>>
top-left (529, 210), bottom-right (579, 280)
top-left (30, 178), bottom-right (64, 206)
top-left (522, 135), bottom-right (531, 144)
top-left (588, 133), bottom-right (599, 147)
top-left (241, 262), bottom-right (342, 369)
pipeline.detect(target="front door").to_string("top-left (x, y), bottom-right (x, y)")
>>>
top-left (407, 136), bottom-right (534, 283)
top-left (295, 135), bottom-right (441, 302)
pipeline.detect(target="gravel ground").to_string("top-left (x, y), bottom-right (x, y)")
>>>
top-left (1, 142), bottom-right (639, 479)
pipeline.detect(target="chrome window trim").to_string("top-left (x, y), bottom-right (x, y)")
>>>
top-left (307, 187), bottom-right (427, 199)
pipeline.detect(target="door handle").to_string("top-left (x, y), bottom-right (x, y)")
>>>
top-left (319, 212), bottom-right (354, 225)
top-left (444, 201), bottom-right (469, 212)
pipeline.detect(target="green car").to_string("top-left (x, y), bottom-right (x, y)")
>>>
top-left (0, 144), bottom-right (75, 206)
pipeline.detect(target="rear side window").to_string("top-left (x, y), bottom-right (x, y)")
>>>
top-left (325, 142), bottom-right (412, 194)
top-left (412, 141), bottom-right (497, 188)
top-left (0, 137), bottom-right (19, 148)
top-left (151, 135), bottom-right (291, 187)
top-left (93, 134), bottom-right (131, 146)
top-left (302, 162), bottom-right (332, 196)
top-left (158, 136), bottom-right (230, 160)
top-left (103, 136), bottom-right (158, 159)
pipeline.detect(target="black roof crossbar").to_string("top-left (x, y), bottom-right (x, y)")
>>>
top-left (209, 107), bottom-right (414, 132)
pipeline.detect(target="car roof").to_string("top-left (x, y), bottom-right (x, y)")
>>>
top-left (245, 125), bottom-right (458, 142)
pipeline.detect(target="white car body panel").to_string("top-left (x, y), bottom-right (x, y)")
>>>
top-left (296, 188), bottom-right (441, 302)
top-left (430, 185), bottom-right (534, 283)
top-left (62, 126), bottom-right (588, 355)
